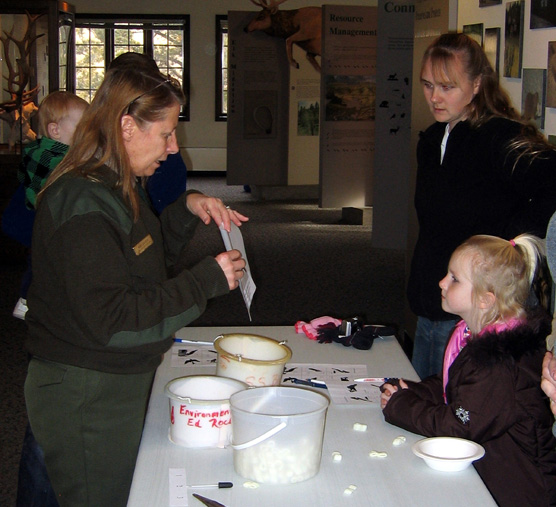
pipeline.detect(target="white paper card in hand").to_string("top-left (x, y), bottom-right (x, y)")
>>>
top-left (220, 222), bottom-right (256, 320)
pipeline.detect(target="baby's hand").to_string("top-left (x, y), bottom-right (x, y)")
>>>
top-left (380, 379), bottom-right (408, 409)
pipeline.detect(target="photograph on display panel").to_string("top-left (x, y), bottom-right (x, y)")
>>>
top-left (324, 75), bottom-right (375, 122)
top-left (298, 100), bottom-right (320, 136)
top-left (463, 23), bottom-right (484, 46)
top-left (480, 0), bottom-right (502, 6)
top-left (531, 0), bottom-right (556, 29)
top-left (484, 27), bottom-right (501, 74)
top-left (521, 68), bottom-right (546, 129)
top-left (504, 0), bottom-right (525, 78)
top-left (547, 41), bottom-right (556, 108)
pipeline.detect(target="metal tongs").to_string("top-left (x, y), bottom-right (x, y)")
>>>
top-left (193, 493), bottom-right (228, 507)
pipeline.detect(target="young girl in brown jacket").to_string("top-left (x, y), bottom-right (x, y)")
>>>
top-left (383, 234), bottom-right (556, 506)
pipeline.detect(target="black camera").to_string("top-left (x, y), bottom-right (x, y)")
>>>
top-left (339, 317), bottom-right (364, 337)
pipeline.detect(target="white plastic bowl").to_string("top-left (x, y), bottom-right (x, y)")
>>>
top-left (412, 437), bottom-right (485, 472)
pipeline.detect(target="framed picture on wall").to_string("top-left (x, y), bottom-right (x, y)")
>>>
top-left (547, 42), bottom-right (556, 108)
top-left (463, 23), bottom-right (484, 46)
top-left (480, 0), bottom-right (502, 6)
top-left (521, 68), bottom-right (546, 129)
top-left (484, 27), bottom-right (501, 74)
top-left (504, 0), bottom-right (524, 78)
top-left (531, 0), bottom-right (556, 29)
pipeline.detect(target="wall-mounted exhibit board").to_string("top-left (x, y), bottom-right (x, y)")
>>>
top-left (226, 11), bottom-right (290, 186)
top-left (458, 1), bottom-right (556, 139)
top-left (319, 5), bottom-right (377, 208)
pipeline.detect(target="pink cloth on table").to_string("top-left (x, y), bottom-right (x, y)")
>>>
top-left (295, 316), bottom-right (342, 340)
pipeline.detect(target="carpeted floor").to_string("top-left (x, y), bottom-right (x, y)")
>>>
top-left (0, 174), bottom-right (407, 505)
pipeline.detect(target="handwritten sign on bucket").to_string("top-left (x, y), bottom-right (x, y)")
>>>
top-left (165, 375), bottom-right (247, 448)
top-left (172, 405), bottom-right (231, 430)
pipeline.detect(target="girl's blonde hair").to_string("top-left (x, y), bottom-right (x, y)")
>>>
top-left (39, 68), bottom-right (186, 220)
top-left (37, 91), bottom-right (89, 138)
top-left (453, 234), bottom-right (546, 329)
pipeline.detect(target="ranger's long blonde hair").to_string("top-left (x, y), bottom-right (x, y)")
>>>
top-left (39, 68), bottom-right (185, 220)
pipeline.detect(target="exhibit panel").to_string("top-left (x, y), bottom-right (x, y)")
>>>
top-left (226, 10), bottom-right (290, 187)
top-left (319, 5), bottom-right (377, 209)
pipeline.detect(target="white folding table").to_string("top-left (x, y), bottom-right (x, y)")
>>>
top-left (127, 326), bottom-right (495, 507)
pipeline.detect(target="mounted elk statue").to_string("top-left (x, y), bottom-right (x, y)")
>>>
top-left (0, 12), bottom-right (44, 150)
top-left (245, 0), bottom-right (322, 72)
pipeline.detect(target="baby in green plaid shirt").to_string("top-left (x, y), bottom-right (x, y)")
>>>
top-left (10, 91), bottom-right (89, 321)
top-left (17, 91), bottom-right (89, 209)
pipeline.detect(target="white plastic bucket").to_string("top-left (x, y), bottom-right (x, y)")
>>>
top-left (229, 386), bottom-right (329, 484)
top-left (214, 334), bottom-right (292, 387)
top-left (165, 375), bottom-right (248, 448)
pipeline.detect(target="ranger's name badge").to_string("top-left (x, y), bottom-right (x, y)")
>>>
top-left (133, 234), bottom-right (153, 255)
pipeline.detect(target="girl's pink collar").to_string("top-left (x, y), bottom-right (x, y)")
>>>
top-left (478, 317), bottom-right (524, 337)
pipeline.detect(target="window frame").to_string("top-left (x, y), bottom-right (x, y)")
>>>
top-left (75, 13), bottom-right (190, 121)
top-left (215, 15), bottom-right (228, 121)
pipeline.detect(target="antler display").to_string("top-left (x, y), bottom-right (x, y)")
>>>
top-left (249, 0), bottom-right (289, 14)
top-left (0, 11), bottom-right (44, 112)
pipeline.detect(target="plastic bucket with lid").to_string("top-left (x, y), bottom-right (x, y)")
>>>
top-left (214, 334), bottom-right (292, 386)
top-left (165, 375), bottom-right (248, 448)
top-left (229, 386), bottom-right (329, 484)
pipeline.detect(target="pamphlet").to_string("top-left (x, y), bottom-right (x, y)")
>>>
top-left (219, 222), bottom-right (256, 320)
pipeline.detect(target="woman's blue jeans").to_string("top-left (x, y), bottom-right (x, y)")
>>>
top-left (16, 423), bottom-right (59, 507)
top-left (411, 316), bottom-right (458, 379)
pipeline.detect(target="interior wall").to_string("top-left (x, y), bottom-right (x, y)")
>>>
top-left (69, 0), bottom-right (373, 174)
top-left (458, 1), bottom-right (556, 138)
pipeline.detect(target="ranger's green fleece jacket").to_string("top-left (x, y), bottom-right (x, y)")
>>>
top-left (25, 167), bottom-right (229, 374)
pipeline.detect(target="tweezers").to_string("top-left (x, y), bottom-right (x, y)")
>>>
top-left (193, 493), bottom-right (227, 507)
